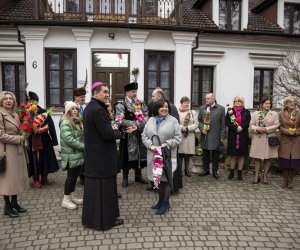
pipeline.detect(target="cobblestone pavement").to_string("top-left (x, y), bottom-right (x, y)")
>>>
top-left (0, 166), bottom-right (300, 250)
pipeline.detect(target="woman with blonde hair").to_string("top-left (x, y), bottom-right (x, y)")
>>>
top-left (178, 96), bottom-right (198, 177)
top-left (225, 96), bottom-right (251, 180)
top-left (278, 96), bottom-right (300, 189)
top-left (0, 91), bottom-right (29, 218)
top-left (60, 101), bottom-right (84, 209)
top-left (249, 97), bottom-right (279, 184)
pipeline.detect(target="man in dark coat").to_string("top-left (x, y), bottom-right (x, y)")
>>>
top-left (82, 82), bottom-right (123, 230)
top-left (147, 87), bottom-right (182, 193)
top-left (115, 82), bottom-right (148, 188)
top-left (198, 93), bottom-right (226, 179)
top-left (27, 91), bottom-right (59, 188)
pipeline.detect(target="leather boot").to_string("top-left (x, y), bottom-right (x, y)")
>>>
top-left (135, 168), bottom-right (148, 184)
top-left (228, 169), bottom-right (234, 179)
top-left (33, 177), bottom-right (41, 188)
top-left (155, 201), bottom-right (170, 215)
top-left (282, 169), bottom-right (289, 188)
top-left (11, 195), bottom-right (27, 213)
top-left (122, 174), bottom-right (128, 188)
top-left (287, 169), bottom-right (294, 189)
top-left (237, 170), bottom-right (243, 181)
top-left (41, 173), bottom-right (52, 185)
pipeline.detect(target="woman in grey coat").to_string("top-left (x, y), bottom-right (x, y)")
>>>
top-left (142, 99), bottom-right (181, 215)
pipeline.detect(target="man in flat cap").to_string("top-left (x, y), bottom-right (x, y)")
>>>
top-left (73, 87), bottom-right (86, 117)
top-left (114, 82), bottom-right (148, 188)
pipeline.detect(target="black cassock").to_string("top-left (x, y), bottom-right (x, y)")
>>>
top-left (82, 98), bottom-right (121, 230)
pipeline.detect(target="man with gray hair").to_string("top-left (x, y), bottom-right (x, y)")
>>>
top-left (198, 93), bottom-right (225, 179)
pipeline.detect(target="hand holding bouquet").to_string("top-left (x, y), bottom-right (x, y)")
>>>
top-left (132, 99), bottom-right (145, 125)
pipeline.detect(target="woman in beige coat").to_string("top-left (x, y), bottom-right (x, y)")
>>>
top-left (178, 96), bottom-right (198, 177)
top-left (249, 98), bottom-right (279, 184)
top-left (278, 96), bottom-right (300, 189)
top-left (0, 91), bottom-right (29, 218)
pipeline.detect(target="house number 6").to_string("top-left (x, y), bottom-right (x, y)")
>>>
top-left (32, 61), bottom-right (37, 69)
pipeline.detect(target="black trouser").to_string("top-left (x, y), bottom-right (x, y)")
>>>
top-left (202, 149), bottom-right (219, 173)
top-left (64, 166), bottom-right (82, 195)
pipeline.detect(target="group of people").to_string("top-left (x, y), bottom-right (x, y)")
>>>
top-left (0, 83), bottom-right (299, 231)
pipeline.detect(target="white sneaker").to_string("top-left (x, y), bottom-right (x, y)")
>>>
top-left (62, 195), bottom-right (77, 210)
top-left (70, 194), bottom-right (83, 205)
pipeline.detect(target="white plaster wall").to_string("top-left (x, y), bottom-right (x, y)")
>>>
top-left (44, 27), bottom-right (77, 48)
top-left (145, 31), bottom-right (175, 51)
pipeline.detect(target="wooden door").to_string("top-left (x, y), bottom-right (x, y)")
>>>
top-left (93, 67), bottom-right (129, 105)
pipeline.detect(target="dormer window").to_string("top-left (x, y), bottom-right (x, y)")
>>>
top-left (219, 0), bottom-right (241, 30)
top-left (284, 3), bottom-right (300, 34)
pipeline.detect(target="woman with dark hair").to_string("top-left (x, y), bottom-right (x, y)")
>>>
top-left (142, 99), bottom-right (181, 215)
top-left (226, 96), bottom-right (251, 181)
top-left (0, 91), bottom-right (29, 218)
top-left (60, 101), bottom-right (84, 210)
top-left (178, 96), bottom-right (198, 177)
top-left (278, 96), bottom-right (300, 189)
top-left (249, 97), bottom-right (279, 184)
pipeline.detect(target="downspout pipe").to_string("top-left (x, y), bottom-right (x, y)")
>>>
top-left (191, 33), bottom-right (199, 108)
top-left (17, 26), bottom-right (27, 88)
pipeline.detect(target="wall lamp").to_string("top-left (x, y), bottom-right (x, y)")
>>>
top-left (108, 33), bottom-right (115, 40)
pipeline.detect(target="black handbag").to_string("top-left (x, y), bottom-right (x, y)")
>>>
top-left (268, 136), bottom-right (280, 146)
top-left (0, 114), bottom-right (6, 172)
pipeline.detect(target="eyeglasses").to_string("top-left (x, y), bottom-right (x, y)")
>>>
top-left (234, 100), bottom-right (242, 103)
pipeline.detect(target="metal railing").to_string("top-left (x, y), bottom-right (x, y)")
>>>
top-left (39, 0), bottom-right (182, 25)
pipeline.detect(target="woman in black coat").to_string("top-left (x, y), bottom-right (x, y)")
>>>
top-left (226, 96), bottom-right (251, 181)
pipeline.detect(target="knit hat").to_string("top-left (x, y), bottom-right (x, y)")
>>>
top-left (64, 101), bottom-right (78, 114)
top-left (124, 82), bottom-right (138, 92)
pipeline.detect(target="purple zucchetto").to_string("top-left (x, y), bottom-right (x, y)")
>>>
top-left (91, 82), bottom-right (104, 91)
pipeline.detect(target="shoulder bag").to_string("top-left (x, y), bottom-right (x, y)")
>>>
top-left (268, 135), bottom-right (280, 146)
top-left (0, 114), bottom-right (6, 172)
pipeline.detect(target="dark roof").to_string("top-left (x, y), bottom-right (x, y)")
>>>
top-left (249, 0), bottom-right (266, 10)
top-left (251, 0), bottom-right (277, 12)
top-left (182, 0), bottom-right (218, 29)
top-left (0, 0), bottom-right (37, 21)
top-left (247, 12), bottom-right (283, 32)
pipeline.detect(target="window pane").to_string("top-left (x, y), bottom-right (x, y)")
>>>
top-left (293, 9), bottom-right (300, 34)
top-left (131, 0), bottom-right (137, 15)
top-left (202, 68), bottom-right (212, 92)
top-left (66, 0), bottom-right (80, 12)
top-left (64, 89), bottom-right (74, 102)
top-left (86, 0), bottom-right (93, 12)
top-left (49, 54), bottom-right (59, 70)
top-left (4, 65), bottom-right (15, 92)
top-left (50, 89), bottom-right (60, 105)
top-left (64, 71), bottom-right (73, 88)
top-left (231, 0), bottom-right (240, 30)
top-left (148, 56), bottom-right (157, 70)
top-left (50, 71), bottom-right (60, 88)
top-left (100, 0), bottom-right (111, 14)
top-left (161, 56), bottom-right (170, 71)
top-left (253, 70), bottom-right (260, 107)
top-left (64, 54), bottom-right (73, 70)
top-left (148, 72), bottom-right (157, 88)
top-left (93, 53), bottom-right (128, 67)
top-left (284, 5), bottom-right (291, 32)
top-left (263, 70), bottom-right (273, 96)
top-left (164, 89), bottom-right (170, 100)
top-left (161, 72), bottom-right (169, 88)
top-left (219, 0), bottom-right (227, 29)
top-left (145, 0), bottom-right (155, 15)
top-left (115, 0), bottom-right (125, 14)
top-left (148, 89), bottom-right (154, 103)
top-left (19, 65), bottom-right (26, 103)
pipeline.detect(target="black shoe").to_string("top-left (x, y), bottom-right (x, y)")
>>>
top-left (11, 204), bottom-right (27, 213)
top-left (155, 201), bottom-right (170, 215)
top-left (4, 207), bottom-right (19, 218)
top-left (212, 172), bottom-right (219, 179)
top-left (151, 200), bottom-right (162, 209)
top-left (237, 170), bottom-right (243, 181)
top-left (135, 176), bottom-right (148, 184)
top-left (117, 193), bottom-right (122, 199)
top-left (185, 171), bottom-right (191, 177)
top-left (122, 178), bottom-right (128, 188)
top-left (199, 170), bottom-right (210, 176)
top-left (228, 169), bottom-right (234, 180)
top-left (112, 218), bottom-right (124, 227)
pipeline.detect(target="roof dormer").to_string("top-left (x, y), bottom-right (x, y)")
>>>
top-left (193, 0), bottom-right (249, 30)
top-left (252, 0), bottom-right (300, 34)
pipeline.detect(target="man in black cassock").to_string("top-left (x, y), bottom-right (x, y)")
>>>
top-left (82, 82), bottom-right (123, 230)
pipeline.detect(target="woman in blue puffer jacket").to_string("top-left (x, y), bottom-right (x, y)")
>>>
top-left (60, 101), bottom-right (84, 210)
